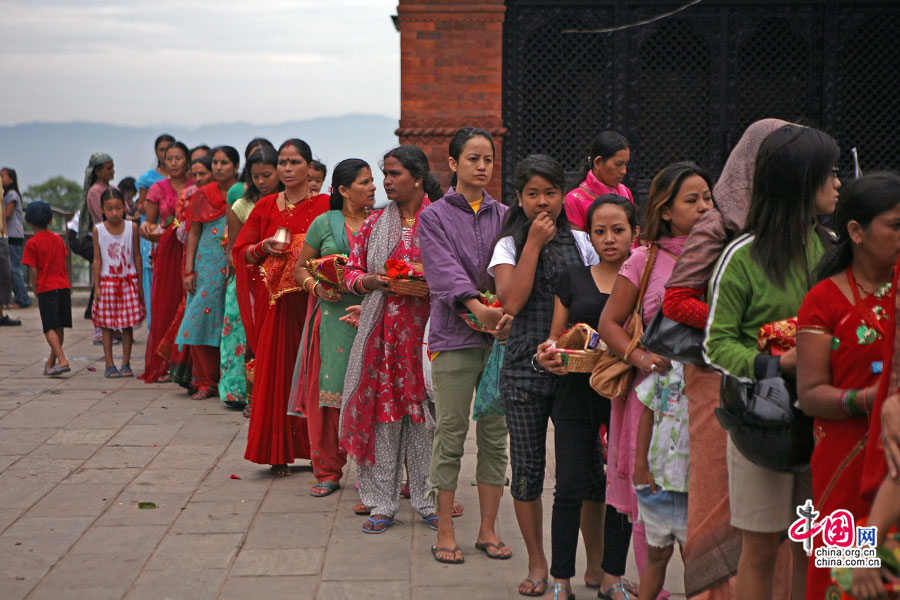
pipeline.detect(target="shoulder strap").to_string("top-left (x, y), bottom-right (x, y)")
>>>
top-left (623, 243), bottom-right (659, 358)
top-left (634, 243), bottom-right (659, 313)
top-left (578, 184), bottom-right (598, 200)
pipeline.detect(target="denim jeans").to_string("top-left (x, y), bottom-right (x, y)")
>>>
top-left (7, 238), bottom-right (30, 307)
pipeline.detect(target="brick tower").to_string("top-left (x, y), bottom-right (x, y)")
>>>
top-left (395, 0), bottom-right (506, 201)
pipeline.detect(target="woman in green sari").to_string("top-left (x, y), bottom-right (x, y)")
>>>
top-left (220, 146), bottom-right (283, 412)
top-left (291, 158), bottom-right (375, 496)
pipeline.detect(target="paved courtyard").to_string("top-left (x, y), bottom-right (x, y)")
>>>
top-left (0, 301), bottom-right (684, 599)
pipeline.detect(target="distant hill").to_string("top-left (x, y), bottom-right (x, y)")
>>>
top-left (0, 115), bottom-right (399, 203)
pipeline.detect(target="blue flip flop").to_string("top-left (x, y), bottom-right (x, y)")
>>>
top-left (362, 517), bottom-right (395, 534)
top-left (104, 365), bottom-right (121, 378)
top-left (309, 481), bottom-right (341, 497)
top-left (422, 514), bottom-right (439, 531)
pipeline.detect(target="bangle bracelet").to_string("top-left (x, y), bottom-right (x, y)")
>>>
top-left (184, 271), bottom-right (194, 276)
top-left (311, 281), bottom-right (320, 295)
top-left (301, 276), bottom-right (315, 292)
top-left (639, 353), bottom-right (648, 371)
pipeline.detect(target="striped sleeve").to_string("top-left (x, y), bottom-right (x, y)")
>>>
top-left (703, 234), bottom-right (758, 383)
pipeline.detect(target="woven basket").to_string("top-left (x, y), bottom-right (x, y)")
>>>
top-left (460, 313), bottom-right (493, 333)
top-left (556, 348), bottom-right (602, 374)
top-left (386, 277), bottom-right (429, 297)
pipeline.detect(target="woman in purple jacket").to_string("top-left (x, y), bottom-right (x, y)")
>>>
top-left (418, 127), bottom-right (512, 565)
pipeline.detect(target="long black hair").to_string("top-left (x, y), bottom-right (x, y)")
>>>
top-left (382, 145), bottom-right (443, 201)
top-left (642, 161), bottom-right (713, 242)
top-left (816, 171), bottom-right (900, 280)
top-left (448, 127), bottom-right (494, 189)
top-left (0, 167), bottom-right (21, 196)
top-left (154, 134), bottom-right (175, 166)
top-left (329, 159), bottom-right (370, 211)
top-left (495, 154), bottom-right (571, 261)
top-left (744, 124), bottom-right (839, 287)
top-left (244, 146), bottom-right (283, 204)
top-left (239, 138), bottom-right (274, 186)
top-left (575, 131), bottom-right (629, 187)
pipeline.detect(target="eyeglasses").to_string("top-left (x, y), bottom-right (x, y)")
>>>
top-left (832, 167), bottom-right (840, 179)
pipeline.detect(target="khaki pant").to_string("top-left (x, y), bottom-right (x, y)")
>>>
top-left (427, 347), bottom-right (508, 497)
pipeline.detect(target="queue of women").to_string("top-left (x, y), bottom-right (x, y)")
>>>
top-left (74, 121), bottom-right (900, 600)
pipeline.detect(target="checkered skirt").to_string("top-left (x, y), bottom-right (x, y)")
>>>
top-left (92, 274), bottom-right (146, 330)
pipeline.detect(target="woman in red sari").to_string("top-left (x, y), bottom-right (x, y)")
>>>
top-left (139, 142), bottom-right (193, 383)
top-left (797, 172), bottom-right (900, 599)
top-left (160, 156), bottom-right (214, 391)
top-left (233, 138), bottom-right (329, 476)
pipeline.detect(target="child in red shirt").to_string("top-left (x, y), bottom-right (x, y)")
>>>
top-left (22, 201), bottom-right (71, 376)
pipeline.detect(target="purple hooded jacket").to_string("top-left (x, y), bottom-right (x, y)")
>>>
top-left (418, 188), bottom-right (508, 352)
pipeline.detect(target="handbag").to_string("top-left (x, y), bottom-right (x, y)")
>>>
top-left (641, 309), bottom-right (705, 364)
top-left (590, 244), bottom-right (658, 398)
top-left (715, 358), bottom-right (814, 471)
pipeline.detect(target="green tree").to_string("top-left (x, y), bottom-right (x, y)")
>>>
top-left (23, 176), bottom-right (82, 213)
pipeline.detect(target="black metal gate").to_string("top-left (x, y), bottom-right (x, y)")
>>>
top-left (502, 0), bottom-right (900, 203)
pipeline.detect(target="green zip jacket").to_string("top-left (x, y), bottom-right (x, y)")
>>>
top-left (703, 231), bottom-right (826, 382)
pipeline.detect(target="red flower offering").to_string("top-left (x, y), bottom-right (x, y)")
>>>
top-left (382, 259), bottom-right (428, 296)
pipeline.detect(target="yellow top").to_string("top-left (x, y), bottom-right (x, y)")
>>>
top-left (468, 198), bottom-right (482, 214)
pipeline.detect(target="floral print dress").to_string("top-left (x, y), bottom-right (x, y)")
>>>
top-left (176, 215), bottom-right (227, 347)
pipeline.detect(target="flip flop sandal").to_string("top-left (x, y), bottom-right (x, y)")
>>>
top-left (519, 577), bottom-right (548, 597)
top-left (119, 364), bottom-right (133, 378)
top-left (104, 365), bottom-right (121, 378)
top-left (431, 544), bottom-right (464, 564)
top-left (422, 515), bottom-right (439, 531)
top-left (309, 481), bottom-right (341, 497)
top-left (352, 502), bottom-right (370, 515)
top-left (452, 501), bottom-right (464, 518)
top-left (550, 583), bottom-right (575, 600)
top-left (474, 540), bottom-right (512, 560)
top-left (45, 365), bottom-right (70, 377)
top-left (598, 582), bottom-right (634, 600)
top-left (361, 517), bottom-right (394, 534)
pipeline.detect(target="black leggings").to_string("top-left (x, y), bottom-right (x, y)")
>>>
top-left (551, 417), bottom-right (632, 579)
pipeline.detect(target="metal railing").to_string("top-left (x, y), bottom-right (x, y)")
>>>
top-left (22, 207), bottom-right (92, 291)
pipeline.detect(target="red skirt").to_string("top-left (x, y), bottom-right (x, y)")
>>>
top-left (139, 227), bottom-right (184, 382)
top-left (244, 289), bottom-right (311, 465)
top-left (92, 274), bottom-right (145, 330)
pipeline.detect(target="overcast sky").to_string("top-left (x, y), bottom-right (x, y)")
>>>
top-left (1, 0), bottom-right (400, 127)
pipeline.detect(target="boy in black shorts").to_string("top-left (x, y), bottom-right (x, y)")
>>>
top-left (22, 201), bottom-right (71, 376)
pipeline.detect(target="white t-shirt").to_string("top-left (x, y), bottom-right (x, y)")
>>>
top-left (488, 230), bottom-right (599, 276)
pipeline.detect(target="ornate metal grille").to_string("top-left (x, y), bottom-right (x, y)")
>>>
top-left (502, 0), bottom-right (900, 203)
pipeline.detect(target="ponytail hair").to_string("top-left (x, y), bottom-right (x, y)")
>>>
top-left (575, 131), bottom-right (629, 188)
top-left (329, 159), bottom-right (370, 211)
top-left (816, 171), bottom-right (900, 281)
top-left (382, 145), bottom-right (443, 201)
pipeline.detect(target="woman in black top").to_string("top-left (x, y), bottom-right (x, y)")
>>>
top-left (537, 195), bottom-right (638, 600)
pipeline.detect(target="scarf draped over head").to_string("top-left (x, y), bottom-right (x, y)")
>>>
top-left (666, 118), bottom-right (790, 289)
top-left (78, 152), bottom-right (113, 237)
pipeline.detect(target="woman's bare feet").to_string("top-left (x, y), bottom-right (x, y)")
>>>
top-left (270, 464), bottom-right (290, 477)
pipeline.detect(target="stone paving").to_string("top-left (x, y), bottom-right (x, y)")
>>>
top-left (0, 302), bottom-right (685, 599)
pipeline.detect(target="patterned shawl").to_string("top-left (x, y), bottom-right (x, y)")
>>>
top-left (339, 200), bottom-right (404, 464)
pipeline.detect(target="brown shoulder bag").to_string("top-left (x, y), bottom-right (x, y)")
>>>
top-left (589, 243), bottom-right (659, 399)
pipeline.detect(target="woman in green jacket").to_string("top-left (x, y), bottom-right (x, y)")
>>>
top-left (703, 124), bottom-right (840, 600)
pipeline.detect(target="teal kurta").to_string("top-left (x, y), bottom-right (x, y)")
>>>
top-left (177, 215), bottom-right (227, 347)
top-left (219, 194), bottom-right (253, 406)
top-left (302, 210), bottom-right (361, 408)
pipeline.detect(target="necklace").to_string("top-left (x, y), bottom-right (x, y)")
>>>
top-left (342, 209), bottom-right (366, 220)
top-left (403, 217), bottom-right (416, 227)
top-left (283, 191), bottom-right (311, 212)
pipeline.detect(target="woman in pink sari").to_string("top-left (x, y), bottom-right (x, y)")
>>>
top-left (599, 162), bottom-right (714, 600)
top-left (139, 142), bottom-right (192, 383)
